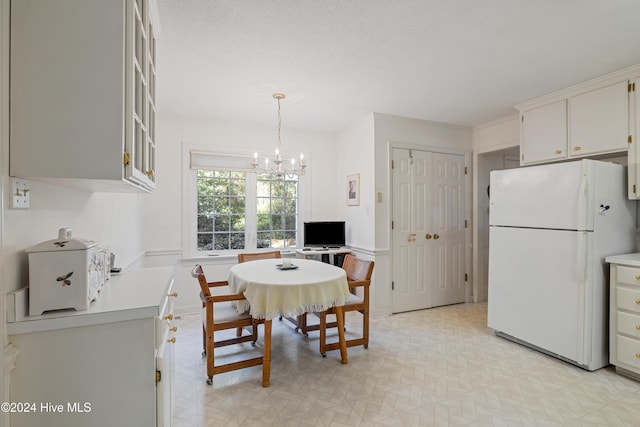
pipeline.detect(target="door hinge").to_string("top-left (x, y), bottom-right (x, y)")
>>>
top-left (629, 135), bottom-right (633, 144)
top-left (464, 166), bottom-right (468, 175)
top-left (521, 115), bottom-right (524, 123)
top-left (629, 83), bottom-right (635, 92)
top-left (634, 184), bottom-right (637, 194)
top-left (391, 160), bottom-right (394, 169)
top-left (464, 220), bottom-right (468, 228)
top-left (123, 152), bottom-right (131, 166)
top-left (464, 273), bottom-right (468, 282)
top-left (156, 370), bottom-right (161, 384)
top-left (391, 221), bottom-right (394, 230)
top-left (392, 281), bottom-right (394, 290)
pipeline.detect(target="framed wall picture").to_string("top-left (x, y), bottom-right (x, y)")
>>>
top-left (347, 174), bottom-right (360, 206)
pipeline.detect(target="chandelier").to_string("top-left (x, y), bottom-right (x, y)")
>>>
top-left (252, 93), bottom-right (306, 178)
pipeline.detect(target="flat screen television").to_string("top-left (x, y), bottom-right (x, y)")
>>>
top-left (303, 221), bottom-right (346, 248)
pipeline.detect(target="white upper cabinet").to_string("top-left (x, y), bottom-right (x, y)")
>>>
top-left (568, 81), bottom-right (629, 157)
top-left (10, 0), bottom-right (158, 192)
top-left (516, 65), bottom-right (638, 168)
top-left (521, 100), bottom-right (567, 164)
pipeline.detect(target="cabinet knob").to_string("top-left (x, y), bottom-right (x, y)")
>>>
top-left (170, 326), bottom-right (178, 333)
top-left (636, 275), bottom-right (640, 281)
top-left (168, 292), bottom-right (178, 298)
top-left (554, 150), bottom-right (562, 155)
top-left (573, 146), bottom-right (581, 151)
top-left (636, 299), bottom-right (640, 305)
top-left (145, 170), bottom-right (155, 179)
top-left (636, 325), bottom-right (640, 331)
top-left (167, 337), bottom-right (176, 344)
top-left (636, 352), bottom-right (640, 359)
top-left (164, 314), bottom-right (173, 321)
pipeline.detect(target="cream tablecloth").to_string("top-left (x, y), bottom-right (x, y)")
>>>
top-left (228, 258), bottom-right (350, 320)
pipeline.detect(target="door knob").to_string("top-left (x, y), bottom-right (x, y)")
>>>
top-left (425, 234), bottom-right (432, 240)
top-left (433, 234), bottom-right (440, 240)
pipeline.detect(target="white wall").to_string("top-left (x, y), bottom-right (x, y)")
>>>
top-left (3, 186), bottom-right (146, 293)
top-left (336, 114), bottom-right (376, 250)
top-left (471, 115), bottom-right (519, 302)
top-left (145, 113), bottom-right (341, 253)
top-left (371, 114), bottom-right (473, 317)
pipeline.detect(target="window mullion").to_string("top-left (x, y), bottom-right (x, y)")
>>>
top-left (245, 173), bottom-right (257, 250)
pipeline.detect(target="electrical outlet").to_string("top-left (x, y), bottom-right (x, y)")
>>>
top-left (11, 178), bottom-right (30, 209)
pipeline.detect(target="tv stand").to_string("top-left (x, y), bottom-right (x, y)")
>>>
top-left (295, 248), bottom-right (351, 266)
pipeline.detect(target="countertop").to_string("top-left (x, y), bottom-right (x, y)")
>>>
top-left (7, 266), bottom-right (175, 335)
top-left (605, 253), bottom-right (640, 267)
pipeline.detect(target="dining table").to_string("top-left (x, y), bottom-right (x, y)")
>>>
top-left (228, 258), bottom-right (351, 386)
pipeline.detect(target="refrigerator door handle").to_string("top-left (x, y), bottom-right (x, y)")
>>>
top-left (577, 169), bottom-right (588, 231)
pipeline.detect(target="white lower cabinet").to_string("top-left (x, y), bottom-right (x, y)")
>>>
top-left (7, 267), bottom-right (176, 427)
top-left (606, 255), bottom-right (640, 381)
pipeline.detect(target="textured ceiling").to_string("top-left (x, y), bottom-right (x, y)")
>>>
top-left (156, 0), bottom-right (640, 133)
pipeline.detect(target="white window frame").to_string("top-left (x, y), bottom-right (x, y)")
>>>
top-left (181, 143), bottom-right (310, 258)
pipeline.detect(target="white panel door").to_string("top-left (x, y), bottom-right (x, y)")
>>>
top-left (431, 153), bottom-right (466, 307)
top-left (488, 226), bottom-right (588, 364)
top-left (392, 149), bottom-right (466, 313)
top-left (392, 149), bottom-right (431, 312)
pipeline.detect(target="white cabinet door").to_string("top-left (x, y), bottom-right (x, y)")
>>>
top-left (156, 336), bottom-right (174, 427)
top-left (521, 100), bottom-right (567, 164)
top-left (569, 80), bottom-right (629, 157)
top-left (10, 0), bottom-right (157, 193)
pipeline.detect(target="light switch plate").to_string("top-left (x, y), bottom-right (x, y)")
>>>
top-left (11, 177), bottom-right (30, 209)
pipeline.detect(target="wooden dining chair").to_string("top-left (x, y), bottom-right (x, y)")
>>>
top-left (319, 254), bottom-right (374, 356)
top-left (237, 250), bottom-right (281, 263)
top-left (191, 264), bottom-right (272, 387)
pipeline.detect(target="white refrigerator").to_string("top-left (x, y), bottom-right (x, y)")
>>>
top-left (487, 159), bottom-right (636, 370)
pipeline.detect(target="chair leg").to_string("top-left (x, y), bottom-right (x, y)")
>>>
top-left (297, 313), bottom-right (309, 337)
top-left (363, 308), bottom-right (369, 349)
top-left (343, 311), bottom-right (346, 331)
top-left (202, 324), bottom-right (206, 357)
top-left (262, 319), bottom-right (272, 387)
top-left (251, 319), bottom-right (259, 345)
top-left (206, 327), bottom-right (214, 385)
top-left (319, 311), bottom-right (327, 357)
top-left (334, 306), bottom-right (348, 364)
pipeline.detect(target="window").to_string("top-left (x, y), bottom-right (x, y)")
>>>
top-left (196, 169), bottom-right (299, 252)
top-left (197, 170), bottom-right (246, 251)
top-left (256, 173), bottom-right (298, 248)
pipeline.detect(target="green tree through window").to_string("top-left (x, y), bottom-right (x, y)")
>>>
top-left (196, 170), bottom-right (298, 251)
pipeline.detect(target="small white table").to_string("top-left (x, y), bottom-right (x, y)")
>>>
top-left (295, 247), bottom-right (351, 266)
top-left (228, 258), bottom-right (351, 383)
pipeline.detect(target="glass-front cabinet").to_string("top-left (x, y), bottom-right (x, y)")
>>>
top-left (10, 0), bottom-right (158, 192)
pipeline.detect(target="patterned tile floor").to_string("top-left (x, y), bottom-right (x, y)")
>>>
top-left (171, 303), bottom-right (640, 426)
